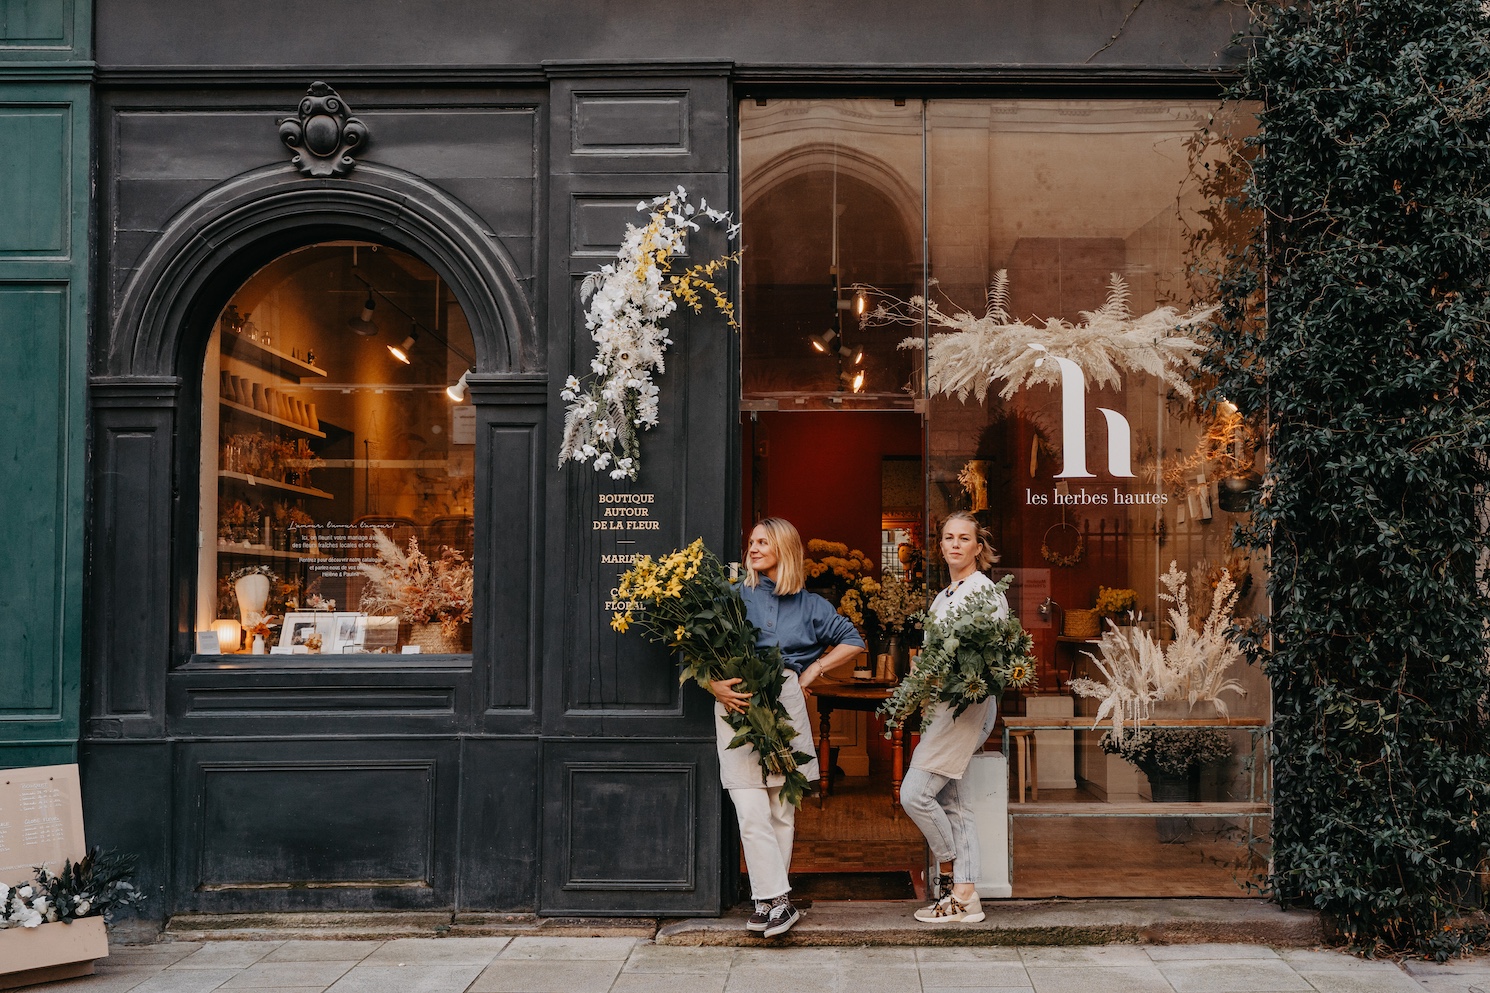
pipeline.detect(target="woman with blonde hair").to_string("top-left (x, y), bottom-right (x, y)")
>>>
top-left (903, 510), bottom-right (1006, 924)
top-left (711, 517), bottom-right (864, 936)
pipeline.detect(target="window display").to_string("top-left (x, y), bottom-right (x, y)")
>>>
top-left (196, 243), bottom-right (476, 656)
top-left (739, 97), bottom-right (1267, 898)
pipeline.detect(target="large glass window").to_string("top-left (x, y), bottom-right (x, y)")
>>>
top-left (196, 243), bottom-right (476, 657)
top-left (740, 98), bottom-right (1266, 899)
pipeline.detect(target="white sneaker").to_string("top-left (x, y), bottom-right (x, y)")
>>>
top-left (914, 891), bottom-right (985, 924)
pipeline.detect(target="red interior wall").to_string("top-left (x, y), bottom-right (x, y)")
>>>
top-left (740, 410), bottom-right (923, 572)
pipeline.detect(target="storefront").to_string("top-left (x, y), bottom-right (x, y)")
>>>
top-left (59, 0), bottom-right (1264, 921)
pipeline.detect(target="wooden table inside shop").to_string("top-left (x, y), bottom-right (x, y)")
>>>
top-left (810, 681), bottom-right (912, 810)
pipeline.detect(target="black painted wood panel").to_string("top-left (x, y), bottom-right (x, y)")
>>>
top-left (540, 739), bottom-right (719, 915)
top-left (88, 380), bottom-right (177, 735)
top-left (172, 739), bottom-right (461, 912)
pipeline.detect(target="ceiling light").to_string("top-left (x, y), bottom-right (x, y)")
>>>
top-left (842, 344), bottom-right (864, 365)
top-left (854, 289), bottom-right (868, 316)
top-left (347, 293), bottom-right (377, 336)
top-left (388, 329), bottom-right (418, 365)
top-left (852, 370), bottom-right (865, 393)
top-left (810, 329), bottom-right (838, 354)
top-left (446, 370), bottom-right (471, 402)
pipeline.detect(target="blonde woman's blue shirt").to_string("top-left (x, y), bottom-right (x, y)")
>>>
top-left (739, 576), bottom-right (864, 674)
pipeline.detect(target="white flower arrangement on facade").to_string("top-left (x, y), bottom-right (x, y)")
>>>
top-left (1069, 561), bottom-right (1247, 734)
top-left (558, 187), bottom-right (741, 481)
top-left (864, 270), bottom-right (1215, 402)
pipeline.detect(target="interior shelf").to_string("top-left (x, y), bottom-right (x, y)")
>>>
top-left (218, 471), bottom-right (334, 501)
top-left (221, 333), bottom-right (329, 382)
top-left (219, 398), bottom-right (326, 438)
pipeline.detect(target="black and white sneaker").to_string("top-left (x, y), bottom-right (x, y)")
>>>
top-left (762, 894), bottom-right (800, 937)
top-left (746, 900), bottom-right (771, 932)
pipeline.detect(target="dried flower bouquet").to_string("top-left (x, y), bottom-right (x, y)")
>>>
top-left (1070, 561), bottom-right (1247, 734)
top-left (358, 532), bottom-right (473, 640)
top-left (880, 578), bottom-right (1039, 734)
top-left (611, 539), bottom-right (815, 807)
top-left (863, 270), bottom-right (1214, 402)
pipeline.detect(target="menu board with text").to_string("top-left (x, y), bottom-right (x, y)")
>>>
top-left (0, 764), bottom-right (87, 880)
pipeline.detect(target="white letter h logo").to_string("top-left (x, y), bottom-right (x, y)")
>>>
top-left (1051, 356), bottom-right (1134, 479)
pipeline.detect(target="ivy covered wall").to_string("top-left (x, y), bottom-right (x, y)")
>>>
top-left (1211, 0), bottom-right (1490, 956)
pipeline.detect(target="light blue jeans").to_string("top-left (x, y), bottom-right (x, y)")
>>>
top-left (900, 705), bottom-right (999, 885)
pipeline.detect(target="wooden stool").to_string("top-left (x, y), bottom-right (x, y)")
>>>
top-left (1009, 729), bottom-right (1038, 802)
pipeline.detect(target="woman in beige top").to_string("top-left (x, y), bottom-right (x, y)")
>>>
top-left (902, 510), bottom-right (1007, 924)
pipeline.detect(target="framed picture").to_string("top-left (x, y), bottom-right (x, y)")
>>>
top-left (363, 616), bottom-right (400, 652)
top-left (332, 612), bottom-right (367, 653)
top-left (279, 612), bottom-right (321, 650)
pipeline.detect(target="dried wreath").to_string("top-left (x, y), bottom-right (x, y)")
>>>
top-left (1040, 522), bottom-right (1085, 567)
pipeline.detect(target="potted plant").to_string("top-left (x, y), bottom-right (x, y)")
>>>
top-left (1093, 586), bottom-right (1139, 624)
top-left (1, 848), bottom-right (141, 989)
top-left (1100, 726), bottom-right (1232, 801)
top-left (867, 573), bottom-right (921, 677)
top-left (1101, 727), bottom-right (1232, 841)
top-left (358, 533), bottom-right (473, 653)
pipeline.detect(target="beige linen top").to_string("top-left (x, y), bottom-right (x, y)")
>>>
top-left (908, 571), bottom-right (1008, 779)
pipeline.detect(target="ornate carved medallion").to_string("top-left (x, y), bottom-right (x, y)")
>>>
top-left (278, 82), bottom-right (368, 177)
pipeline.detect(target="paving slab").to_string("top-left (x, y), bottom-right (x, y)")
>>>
top-left (658, 899), bottom-right (1322, 947)
top-left (1024, 963), bottom-right (1175, 993)
top-left (610, 972), bottom-right (728, 993)
top-left (467, 957), bottom-right (624, 993)
top-left (918, 947), bottom-right (1026, 962)
top-left (217, 960), bottom-right (358, 988)
top-left (170, 943), bottom-right (281, 969)
top-left (261, 941), bottom-right (385, 962)
top-left (33, 969), bottom-right (168, 993)
top-left (919, 960), bottom-right (1032, 986)
top-left (1156, 959), bottom-right (1313, 993)
top-left (126, 969), bottom-right (247, 993)
top-left (1147, 944), bottom-right (1281, 961)
top-left (360, 936), bottom-right (510, 965)
top-left (323, 963), bottom-right (486, 993)
top-left (500, 936), bottom-right (638, 959)
top-left (622, 944), bottom-right (739, 971)
top-left (1294, 971), bottom-right (1429, 993)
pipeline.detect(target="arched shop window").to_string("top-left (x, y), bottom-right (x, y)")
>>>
top-left (196, 242), bottom-right (477, 657)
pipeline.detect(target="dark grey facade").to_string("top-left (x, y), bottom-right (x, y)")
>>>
top-left (80, 0), bottom-right (1242, 920)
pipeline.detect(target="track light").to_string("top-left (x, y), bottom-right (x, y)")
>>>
top-left (810, 329), bottom-right (838, 354)
top-left (388, 328), bottom-right (418, 365)
top-left (854, 289), bottom-right (868, 316)
top-left (347, 293), bottom-right (377, 336)
top-left (845, 344), bottom-right (864, 366)
top-left (446, 370), bottom-right (472, 402)
top-left (838, 368), bottom-right (865, 394)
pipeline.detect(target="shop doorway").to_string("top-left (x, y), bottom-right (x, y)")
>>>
top-left (739, 97), bottom-right (1271, 901)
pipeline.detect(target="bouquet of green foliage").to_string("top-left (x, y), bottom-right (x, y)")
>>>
top-left (1100, 727), bottom-right (1231, 776)
top-left (1, 848), bottom-right (141, 929)
top-left (612, 539), bottom-right (814, 806)
top-left (879, 577), bottom-right (1038, 734)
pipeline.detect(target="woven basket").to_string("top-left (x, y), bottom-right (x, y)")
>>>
top-left (1062, 608), bottom-right (1101, 639)
top-left (409, 622), bottom-right (462, 654)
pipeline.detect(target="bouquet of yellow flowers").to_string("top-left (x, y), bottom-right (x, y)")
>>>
top-left (612, 539), bottom-right (815, 806)
top-left (880, 577), bottom-right (1039, 734)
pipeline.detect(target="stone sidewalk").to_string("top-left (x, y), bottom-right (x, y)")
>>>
top-left (32, 937), bottom-right (1490, 993)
